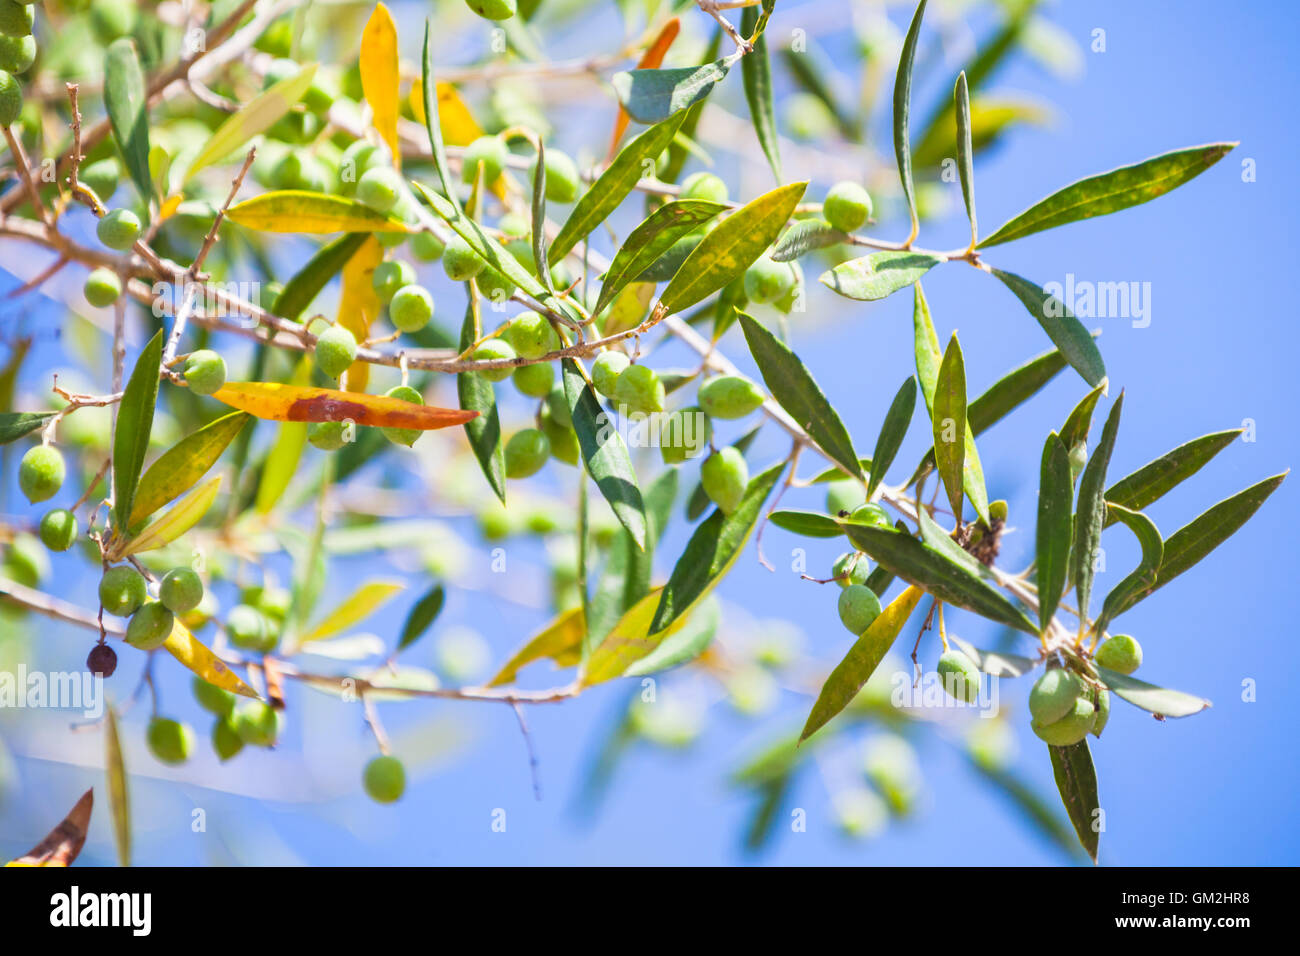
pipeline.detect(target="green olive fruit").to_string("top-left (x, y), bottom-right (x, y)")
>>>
top-left (0, 32), bottom-right (35, 74)
top-left (505, 311), bottom-right (558, 359)
top-left (1095, 634), bottom-right (1142, 675)
top-left (936, 649), bottom-right (982, 704)
top-left (308, 420), bottom-right (348, 451)
top-left (743, 254), bottom-right (795, 304)
top-left (371, 259), bottom-right (416, 304)
top-left (95, 207), bottom-right (141, 250)
top-left (1091, 687), bottom-right (1111, 738)
top-left (89, 0), bottom-right (134, 42)
top-left (314, 325), bottom-right (358, 379)
top-left (838, 583), bottom-right (882, 635)
top-left (472, 338), bottom-right (516, 382)
top-left (254, 17), bottom-right (293, 58)
top-left (1027, 666), bottom-right (1088, 726)
top-left (461, 134), bottom-right (508, 184)
top-left (380, 384), bottom-right (424, 447)
top-left (659, 405), bottom-right (711, 464)
top-left (226, 603), bottom-right (276, 653)
top-left (18, 445), bottom-right (64, 503)
top-left (504, 428), bottom-right (550, 478)
top-left (591, 350), bottom-right (630, 398)
top-left (211, 715), bottom-right (244, 761)
top-left (476, 268), bottom-right (516, 306)
top-left (159, 567), bottom-right (203, 614)
top-left (701, 447), bottom-right (748, 515)
top-left (255, 587), bottom-right (292, 622)
top-left (354, 166), bottom-right (403, 213)
top-left (512, 361), bottom-right (555, 398)
top-left (529, 148), bottom-right (580, 202)
top-left (826, 477), bottom-right (866, 515)
top-left (497, 212), bottom-right (530, 238)
top-left (1031, 695), bottom-right (1096, 746)
top-left (539, 407), bottom-right (579, 465)
top-left (545, 383), bottom-right (572, 428)
top-left (98, 565), bottom-right (146, 617)
top-left (80, 158), bottom-right (120, 203)
top-left (698, 375), bottom-right (764, 420)
top-left (83, 267), bottom-right (122, 307)
top-left (823, 182), bottom-right (873, 232)
top-left (192, 675), bottom-right (235, 718)
top-left (233, 701), bottom-right (280, 747)
top-left (126, 601), bottom-right (175, 651)
top-left (2, 531), bottom-right (46, 588)
top-left (183, 349), bottom-right (227, 396)
top-left (0, 69), bottom-right (19, 127)
top-left (338, 141), bottom-right (382, 194)
top-left (38, 508), bottom-right (78, 552)
top-left (389, 284), bottom-right (434, 333)
top-left (146, 717), bottom-right (194, 765)
top-left (411, 230), bottom-right (445, 261)
top-left (363, 754), bottom-right (406, 803)
top-left (680, 171), bottom-right (729, 204)
top-left (86, 643), bottom-right (117, 677)
top-left (0, 1), bottom-right (34, 38)
top-left (614, 363), bottom-right (665, 414)
top-left (443, 234), bottom-right (485, 281)
top-left (832, 551), bottom-right (870, 588)
top-left (848, 503), bottom-right (891, 531)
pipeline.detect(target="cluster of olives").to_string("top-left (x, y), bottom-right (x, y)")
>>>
top-left (191, 676), bottom-right (283, 763)
top-left (826, 500), bottom-right (895, 631)
top-left (222, 584), bottom-right (292, 654)
top-left (16, 444), bottom-right (81, 548)
top-left (96, 564), bottom-right (204, 652)
top-left (0, 0), bottom-right (36, 127)
top-left (1023, 636), bottom-right (1142, 745)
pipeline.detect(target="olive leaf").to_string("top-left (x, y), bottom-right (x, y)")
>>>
top-left (420, 18), bottom-right (461, 210)
top-left (530, 138), bottom-right (555, 294)
top-left (990, 268), bottom-right (1106, 388)
top-left (104, 38), bottom-right (153, 203)
top-left (301, 580), bottom-right (405, 643)
top-left (949, 636), bottom-right (1038, 678)
top-left (1095, 666), bottom-right (1209, 718)
top-left (954, 71), bottom-right (977, 248)
top-left (122, 475), bottom-right (221, 556)
top-left (1048, 740), bottom-right (1100, 864)
top-left (1072, 393), bottom-right (1123, 619)
top-left (1103, 428), bottom-right (1243, 524)
top-left (165, 618), bottom-right (259, 698)
top-left (397, 583), bottom-right (446, 652)
top-left (820, 250), bottom-right (943, 301)
top-left (128, 411), bottom-right (248, 528)
top-left (622, 597), bottom-right (719, 677)
top-left (360, 3), bottom-right (401, 163)
top-left (104, 706), bottom-right (131, 867)
top-left (893, 0), bottom-right (928, 240)
top-left (769, 510), bottom-right (843, 538)
top-left (594, 200), bottom-right (727, 316)
top-left (227, 192), bottom-right (414, 234)
top-left (112, 330), bottom-right (163, 533)
top-left (0, 412), bottom-right (55, 445)
top-left (274, 233), bottom-right (371, 321)
top-left (1095, 502), bottom-right (1161, 631)
top-left (611, 59), bottom-right (731, 125)
top-left (932, 335), bottom-right (969, 522)
top-left (1036, 432), bottom-right (1073, 632)
top-left (458, 297), bottom-right (506, 503)
top-left (489, 605), bottom-right (585, 687)
top-left (1059, 382), bottom-right (1106, 456)
top-left (770, 218), bottom-right (850, 262)
top-left (740, 4), bottom-right (781, 183)
top-left (868, 377), bottom-right (917, 498)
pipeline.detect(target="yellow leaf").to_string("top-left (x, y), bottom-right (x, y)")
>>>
top-left (301, 580), bottom-right (405, 643)
top-left (582, 587), bottom-right (699, 686)
top-left (164, 618), bottom-right (260, 698)
top-left (489, 605), bottom-right (585, 686)
top-left (157, 193), bottom-right (183, 221)
top-left (410, 81), bottom-right (484, 147)
top-left (337, 235), bottom-right (383, 392)
top-left (121, 475), bottom-right (220, 555)
top-left (104, 707), bottom-right (130, 867)
top-left (361, 4), bottom-right (401, 167)
top-left (211, 381), bottom-right (479, 429)
top-left (227, 191), bottom-right (414, 234)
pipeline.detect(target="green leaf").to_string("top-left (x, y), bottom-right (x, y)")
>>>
top-left (562, 358), bottom-right (647, 550)
top-left (397, 583), bottom-right (445, 652)
top-left (868, 377), bottom-right (916, 498)
top-left (128, 411), bottom-right (248, 527)
top-left (954, 71), bottom-right (977, 247)
top-left (769, 509), bottom-right (843, 538)
top-left (1072, 393), bottom-right (1123, 619)
top-left (635, 232), bottom-right (703, 283)
top-left (622, 596), bottom-right (719, 677)
top-left (112, 330), bottom-right (162, 532)
top-left (0, 412), bottom-right (54, 445)
top-left (104, 38), bottom-right (152, 203)
top-left (1036, 432), bottom-right (1073, 632)
top-left (551, 113), bottom-right (686, 264)
top-left (594, 200), bottom-right (727, 315)
top-left (737, 310), bottom-right (862, 480)
top-left (1095, 503), bottom-right (1161, 631)
top-left (980, 142), bottom-right (1236, 248)
top-left (1059, 382), bottom-right (1105, 455)
top-left (104, 706), bottom-right (131, 867)
top-left (274, 233), bottom-right (371, 321)
top-left (458, 299), bottom-right (506, 503)
top-left (1048, 740), bottom-right (1100, 863)
top-left (843, 523), bottom-right (1038, 634)
top-left (770, 218), bottom-right (850, 262)
top-left (893, 0), bottom-right (928, 240)
top-left (227, 191), bottom-right (414, 234)
top-left (820, 250), bottom-right (942, 302)
top-left (991, 268), bottom-right (1106, 388)
top-left (650, 461), bottom-right (784, 634)
top-left (611, 59), bottom-right (731, 125)
top-left (800, 585), bottom-right (925, 742)
top-left (123, 475), bottom-right (220, 556)
top-left (740, 5), bottom-right (781, 183)
top-left (530, 139), bottom-right (555, 294)
top-left (1095, 666), bottom-right (1210, 718)
top-left (1104, 429), bottom-right (1242, 524)
top-left (184, 63), bottom-right (318, 184)
top-left (659, 182), bottom-right (807, 315)
top-left (302, 580), bottom-right (404, 643)
top-left (916, 505), bottom-right (987, 580)
top-left (967, 757), bottom-right (1085, 863)
top-left (419, 19), bottom-right (461, 213)
top-left (932, 334), bottom-right (968, 521)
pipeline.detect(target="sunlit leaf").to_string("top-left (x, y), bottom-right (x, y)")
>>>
top-left (1095, 502), bottom-right (1161, 631)
top-left (227, 191), bottom-right (414, 234)
top-left (397, 583), bottom-right (445, 652)
top-left (594, 199), bottom-right (726, 316)
top-left (164, 617), bottom-right (259, 698)
top-left (1103, 429), bottom-right (1242, 524)
top-left (122, 475), bottom-right (220, 555)
top-left (0, 412), bottom-right (54, 445)
top-left (893, 0), bottom-right (928, 240)
top-left (821, 250), bottom-right (942, 301)
top-left (954, 71), bottom-right (977, 247)
top-left (868, 377), bottom-right (916, 499)
top-left (932, 335), bottom-right (968, 522)
top-left (623, 596), bottom-right (719, 677)
top-left (104, 38), bottom-right (152, 202)
top-left (769, 509), bottom-right (843, 538)
top-left (740, 4), bottom-right (780, 182)
top-left (612, 59), bottom-right (731, 125)
top-left (1036, 432), bottom-right (1073, 631)
top-left (301, 580), bottom-right (405, 643)
top-left (129, 412), bottom-right (248, 527)
top-left (1072, 393), bottom-right (1123, 618)
top-left (457, 298), bottom-right (506, 504)
top-left (991, 268), bottom-right (1106, 388)
top-left (770, 218), bottom-right (850, 262)
top-left (112, 331), bottom-right (163, 533)
top-left (1095, 665), bottom-right (1209, 718)
top-left (1048, 740), bottom-right (1099, 863)
top-left (360, 4), bottom-right (401, 165)
top-left (490, 605), bottom-right (585, 687)
top-left (335, 235), bottom-right (384, 392)
top-left (212, 381), bottom-right (478, 429)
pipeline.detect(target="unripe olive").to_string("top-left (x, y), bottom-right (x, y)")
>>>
top-left (512, 361), bottom-right (555, 398)
top-left (539, 407), bottom-right (579, 465)
top-left (823, 181), bottom-right (873, 233)
top-left (826, 477), bottom-right (866, 515)
top-left (389, 284), bottom-right (434, 333)
top-left (545, 383), bottom-right (572, 429)
top-left (614, 363), bottom-right (665, 414)
top-left (86, 643), bottom-right (117, 677)
top-left (1095, 634), bottom-right (1142, 675)
top-left (461, 135), bottom-right (508, 184)
top-left (211, 715), bottom-right (244, 761)
top-left (371, 259), bottom-right (416, 304)
top-left (99, 565), bottom-right (146, 617)
top-left (18, 445), bottom-right (65, 503)
top-left (147, 716), bottom-right (194, 765)
top-left (504, 311), bottom-right (558, 359)
top-left (356, 166), bottom-right (403, 213)
top-left (192, 674), bottom-right (235, 718)
top-left (698, 375), bottom-right (764, 420)
top-left (270, 151), bottom-right (330, 193)
top-left (0, 1), bottom-right (34, 38)
top-left (254, 587), bottom-right (291, 623)
top-left (0, 32), bottom-right (36, 74)
top-left (0, 69), bottom-right (19, 127)
top-left (743, 254), bottom-right (795, 304)
top-left (338, 141), bottom-right (382, 195)
top-left (80, 158), bottom-right (120, 203)
top-left (701, 447), bottom-right (748, 515)
top-left (832, 551), bottom-right (870, 588)
top-left (1027, 666), bottom-right (1087, 726)
top-left (308, 420), bottom-right (349, 451)
top-left (381, 384), bottom-right (424, 447)
top-left (363, 754), bottom-right (406, 803)
top-left (443, 234), bottom-right (485, 281)
top-left (1091, 687), bottom-right (1111, 738)
top-left (848, 502), bottom-right (892, 530)
top-left (497, 212), bottom-right (530, 238)
top-left (1031, 696), bottom-right (1096, 746)
top-left (477, 269), bottom-right (517, 308)
top-left (411, 230), bottom-right (445, 261)
top-left (225, 603), bottom-right (274, 652)
top-left (591, 350), bottom-right (630, 398)
top-left (314, 325), bottom-right (358, 379)
top-left (89, 0), bottom-right (134, 42)
top-left (680, 171), bottom-right (729, 204)
top-left (84, 267), bottom-right (123, 307)
top-left (472, 338), bottom-right (516, 382)
top-left (838, 583), bottom-right (882, 635)
top-left (505, 428), bottom-right (550, 478)
top-left (126, 601), bottom-right (175, 651)
top-left (183, 349), bottom-right (227, 396)
top-left (159, 567), bottom-right (203, 614)
top-left (233, 701), bottom-right (280, 747)
top-left (937, 649), bottom-right (981, 703)
top-left (254, 17), bottom-right (293, 58)
top-left (529, 149), bottom-right (580, 203)
top-left (96, 208), bottom-right (141, 250)
top-left (659, 405), bottom-right (711, 464)
top-left (1, 531), bottom-right (46, 587)
top-left (36, 508), bottom-right (75, 552)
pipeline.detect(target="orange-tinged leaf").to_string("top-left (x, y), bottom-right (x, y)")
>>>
top-left (361, 3), bottom-right (402, 167)
top-left (212, 381), bottom-right (480, 429)
top-left (337, 235), bottom-right (384, 392)
top-left (608, 17), bottom-right (680, 160)
top-left (8, 789), bottom-right (92, 867)
top-left (164, 618), bottom-right (260, 698)
top-left (489, 605), bottom-right (585, 686)
top-left (157, 193), bottom-right (183, 222)
top-left (411, 81), bottom-right (484, 147)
